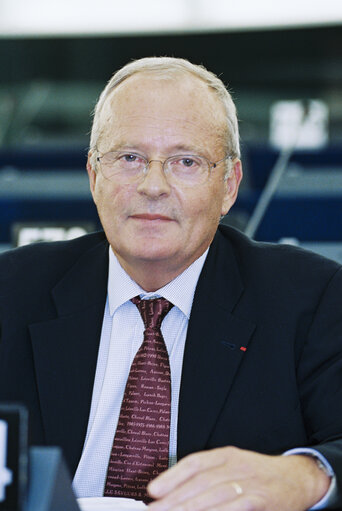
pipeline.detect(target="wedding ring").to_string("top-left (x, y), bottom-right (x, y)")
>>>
top-left (231, 481), bottom-right (243, 496)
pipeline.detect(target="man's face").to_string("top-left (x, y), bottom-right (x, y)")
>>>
top-left (88, 72), bottom-right (242, 288)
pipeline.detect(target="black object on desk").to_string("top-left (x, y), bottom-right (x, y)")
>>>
top-left (0, 403), bottom-right (79, 511)
top-left (24, 447), bottom-right (80, 511)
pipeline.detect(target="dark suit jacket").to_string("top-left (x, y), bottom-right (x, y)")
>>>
top-left (1, 225), bottom-right (342, 506)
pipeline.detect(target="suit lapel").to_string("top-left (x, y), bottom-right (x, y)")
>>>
top-left (177, 229), bottom-right (256, 459)
top-left (29, 237), bottom-right (109, 474)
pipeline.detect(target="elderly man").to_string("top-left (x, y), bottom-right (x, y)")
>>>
top-left (1, 57), bottom-right (342, 510)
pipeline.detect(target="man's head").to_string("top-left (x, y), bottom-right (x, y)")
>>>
top-left (89, 57), bottom-right (240, 169)
top-left (87, 56), bottom-right (242, 291)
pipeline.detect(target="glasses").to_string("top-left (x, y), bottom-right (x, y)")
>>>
top-left (96, 150), bottom-right (231, 186)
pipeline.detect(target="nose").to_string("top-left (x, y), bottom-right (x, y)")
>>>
top-left (136, 160), bottom-right (171, 198)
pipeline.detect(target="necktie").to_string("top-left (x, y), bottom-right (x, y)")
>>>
top-left (104, 296), bottom-right (174, 502)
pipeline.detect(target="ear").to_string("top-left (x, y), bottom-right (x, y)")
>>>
top-left (221, 158), bottom-right (243, 216)
top-left (87, 151), bottom-right (97, 197)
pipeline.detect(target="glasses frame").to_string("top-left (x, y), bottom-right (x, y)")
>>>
top-left (96, 150), bottom-right (232, 185)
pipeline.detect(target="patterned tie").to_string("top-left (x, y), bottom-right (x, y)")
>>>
top-left (104, 296), bottom-right (174, 503)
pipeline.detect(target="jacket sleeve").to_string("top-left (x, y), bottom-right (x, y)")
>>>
top-left (297, 267), bottom-right (342, 508)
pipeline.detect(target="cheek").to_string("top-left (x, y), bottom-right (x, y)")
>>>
top-left (180, 189), bottom-right (221, 233)
top-left (93, 179), bottom-right (133, 214)
top-left (191, 183), bottom-right (226, 219)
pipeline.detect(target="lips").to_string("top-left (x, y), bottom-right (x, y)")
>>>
top-left (130, 213), bottom-right (173, 221)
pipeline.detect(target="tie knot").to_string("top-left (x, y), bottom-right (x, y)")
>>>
top-left (131, 296), bottom-right (174, 330)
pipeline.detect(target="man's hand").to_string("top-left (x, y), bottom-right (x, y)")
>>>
top-left (147, 446), bottom-right (331, 510)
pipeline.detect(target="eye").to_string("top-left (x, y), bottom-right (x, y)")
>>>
top-left (180, 157), bottom-right (196, 167)
top-left (115, 153), bottom-right (147, 169)
top-left (119, 153), bottom-right (139, 163)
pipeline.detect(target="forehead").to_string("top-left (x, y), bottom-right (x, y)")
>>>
top-left (97, 72), bottom-right (226, 153)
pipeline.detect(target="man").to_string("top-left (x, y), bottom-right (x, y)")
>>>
top-left (1, 57), bottom-right (342, 510)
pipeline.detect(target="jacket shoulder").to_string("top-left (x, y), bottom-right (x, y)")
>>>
top-left (217, 224), bottom-right (342, 282)
top-left (0, 231), bottom-right (108, 292)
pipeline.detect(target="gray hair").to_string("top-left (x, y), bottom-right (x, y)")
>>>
top-left (89, 56), bottom-right (240, 172)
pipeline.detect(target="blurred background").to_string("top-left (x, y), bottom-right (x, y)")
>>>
top-left (1, 0), bottom-right (342, 262)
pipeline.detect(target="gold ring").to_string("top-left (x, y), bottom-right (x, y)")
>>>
top-left (231, 481), bottom-right (243, 496)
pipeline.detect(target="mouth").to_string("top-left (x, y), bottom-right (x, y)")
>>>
top-left (130, 213), bottom-right (174, 222)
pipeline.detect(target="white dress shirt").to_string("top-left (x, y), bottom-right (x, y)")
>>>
top-left (73, 247), bottom-right (208, 497)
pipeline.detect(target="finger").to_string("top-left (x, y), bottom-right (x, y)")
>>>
top-left (148, 480), bottom-right (246, 511)
top-left (148, 448), bottom-right (234, 498)
top-left (148, 467), bottom-right (228, 509)
top-left (209, 494), bottom-right (263, 511)
top-left (148, 463), bottom-right (246, 510)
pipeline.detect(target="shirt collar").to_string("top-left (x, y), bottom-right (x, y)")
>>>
top-left (107, 248), bottom-right (208, 319)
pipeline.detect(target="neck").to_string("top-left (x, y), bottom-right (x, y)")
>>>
top-left (120, 261), bottom-right (182, 292)
top-left (113, 253), bottom-right (199, 292)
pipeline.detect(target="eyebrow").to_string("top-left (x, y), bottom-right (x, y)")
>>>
top-left (106, 143), bottom-right (206, 156)
top-left (170, 144), bottom-right (204, 154)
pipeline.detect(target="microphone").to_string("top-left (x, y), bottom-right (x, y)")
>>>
top-left (244, 100), bottom-right (310, 239)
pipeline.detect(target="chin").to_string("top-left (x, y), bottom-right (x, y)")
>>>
top-left (127, 242), bottom-right (178, 263)
top-left (135, 248), bottom-right (176, 263)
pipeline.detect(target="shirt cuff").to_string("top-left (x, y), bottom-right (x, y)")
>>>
top-left (283, 447), bottom-right (336, 510)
